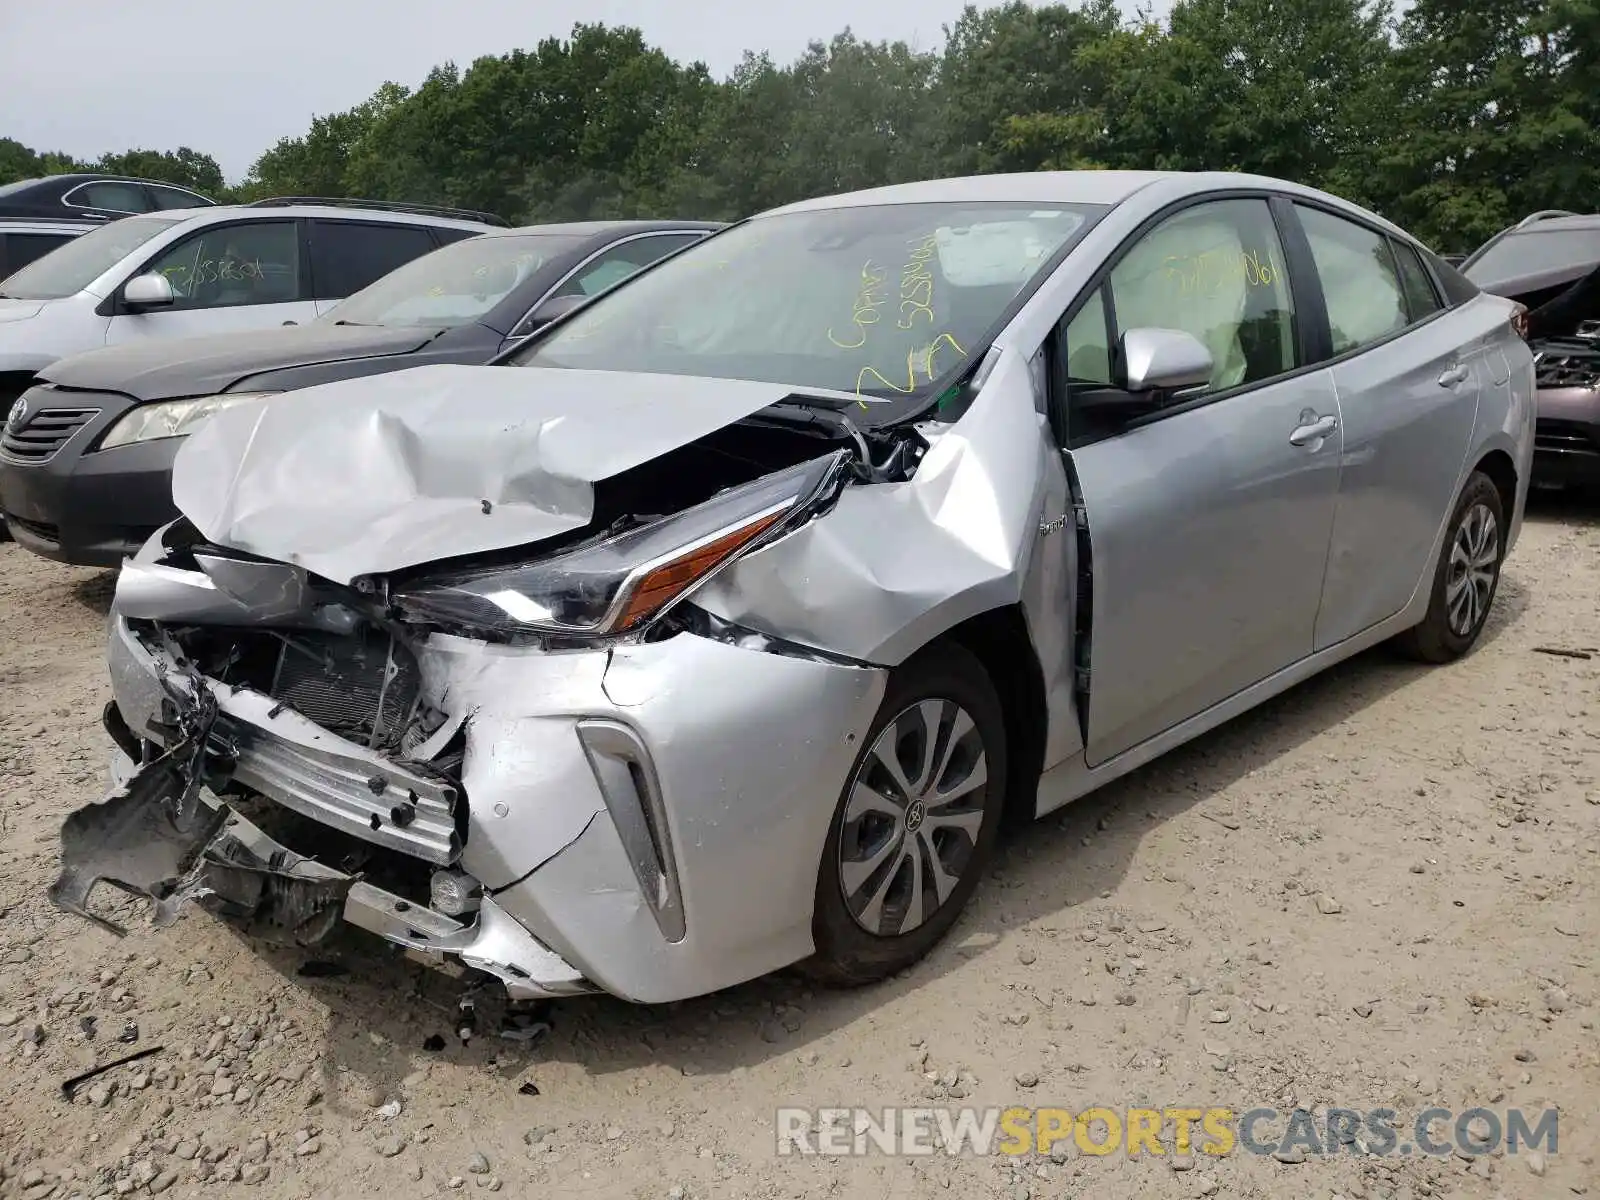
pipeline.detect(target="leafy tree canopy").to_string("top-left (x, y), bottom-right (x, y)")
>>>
top-left (5, 2), bottom-right (1595, 252)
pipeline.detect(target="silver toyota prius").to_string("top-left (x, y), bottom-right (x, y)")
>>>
top-left (50, 171), bottom-right (1535, 1006)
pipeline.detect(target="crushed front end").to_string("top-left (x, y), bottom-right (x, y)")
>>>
top-left (52, 436), bottom-right (897, 1004)
top-left (1530, 323), bottom-right (1600, 487)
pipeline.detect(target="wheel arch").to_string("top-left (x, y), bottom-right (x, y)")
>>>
top-left (924, 604), bottom-right (1049, 831)
top-left (1472, 447), bottom-right (1518, 532)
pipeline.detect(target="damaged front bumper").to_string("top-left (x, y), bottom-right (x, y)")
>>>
top-left (53, 739), bottom-right (589, 997)
top-left (58, 592), bottom-right (887, 1004)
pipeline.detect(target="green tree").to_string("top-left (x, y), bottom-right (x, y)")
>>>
top-left (95, 147), bottom-right (226, 196)
top-left (0, 138), bottom-right (84, 186)
top-left (1370, 0), bottom-right (1584, 250)
top-left (246, 82), bottom-right (411, 200)
top-left (937, 1), bottom-right (1123, 173)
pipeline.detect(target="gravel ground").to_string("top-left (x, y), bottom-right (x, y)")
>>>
top-left (0, 497), bottom-right (1597, 1200)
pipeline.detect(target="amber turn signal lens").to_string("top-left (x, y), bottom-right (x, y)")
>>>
top-left (612, 509), bottom-right (789, 631)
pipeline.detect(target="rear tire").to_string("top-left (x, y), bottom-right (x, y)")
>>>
top-left (801, 642), bottom-right (1007, 988)
top-left (1392, 471), bottom-right (1505, 663)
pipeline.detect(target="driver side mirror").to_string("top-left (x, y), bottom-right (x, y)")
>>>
top-left (1119, 327), bottom-right (1214, 393)
top-left (1074, 327), bottom-right (1214, 421)
top-left (122, 273), bottom-right (176, 311)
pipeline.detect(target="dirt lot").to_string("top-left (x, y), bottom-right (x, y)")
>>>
top-left (0, 498), bottom-right (1597, 1200)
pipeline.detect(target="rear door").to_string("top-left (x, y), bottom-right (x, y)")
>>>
top-left (1059, 194), bottom-right (1343, 767)
top-left (1289, 203), bottom-right (1487, 650)
top-left (307, 220), bottom-right (441, 317)
top-left (103, 217), bottom-right (317, 345)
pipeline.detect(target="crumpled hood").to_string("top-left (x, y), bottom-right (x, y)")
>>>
top-left (171, 363), bottom-right (813, 584)
top-left (40, 323), bottom-right (442, 401)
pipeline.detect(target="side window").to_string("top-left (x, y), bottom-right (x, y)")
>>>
top-left (1391, 240), bottom-right (1444, 324)
top-left (432, 227), bottom-right (480, 248)
top-left (148, 186), bottom-right (209, 211)
top-left (309, 221), bottom-right (438, 299)
top-left (1104, 197), bottom-right (1299, 394)
top-left (1062, 287), bottom-right (1112, 385)
top-left (71, 182), bottom-right (153, 213)
top-left (4, 233), bottom-right (74, 274)
top-left (1296, 205), bottom-right (1408, 355)
top-left (141, 221), bottom-right (302, 310)
top-left (550, 234), bottom-right (703, 301)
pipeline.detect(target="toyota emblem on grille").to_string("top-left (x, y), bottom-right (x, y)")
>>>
top-left (4, 399), bottom-right (26, 435)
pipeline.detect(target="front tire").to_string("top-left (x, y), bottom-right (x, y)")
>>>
top-left (1392, 470), bottom-right (1505, 663)
top-left (802, 642), bottom-right (1007, 987)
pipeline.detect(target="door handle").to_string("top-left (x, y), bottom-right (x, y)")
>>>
top-left (1289, 414), bottom-right (1338, 446)
top-left (1437, 364), bottom-right (1470, 388)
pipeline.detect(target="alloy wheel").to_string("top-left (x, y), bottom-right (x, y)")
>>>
top-left (1446, 501), bottom-right (1499, 638)
top-left (837, 698), bottom-right (990, 937)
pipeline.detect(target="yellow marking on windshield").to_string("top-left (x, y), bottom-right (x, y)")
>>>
top-left (828, 261), bottom-right (889, 349)
top-left (856, 332), bottom-right (967, 399)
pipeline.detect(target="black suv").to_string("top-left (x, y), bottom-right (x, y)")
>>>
top-left (0, 174), bottom-right (217, 222)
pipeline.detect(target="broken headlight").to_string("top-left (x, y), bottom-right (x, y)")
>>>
top-left (392, 450), bottom-right (851, 639)
top-left (99, 393), bottom-right (279, 450)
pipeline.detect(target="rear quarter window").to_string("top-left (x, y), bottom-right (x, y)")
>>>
top-left (1422, 250), bottom-right (1480, 307)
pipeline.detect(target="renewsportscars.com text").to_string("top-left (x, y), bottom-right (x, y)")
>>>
top-left (774, 1105), bottom-right (1559, 1159)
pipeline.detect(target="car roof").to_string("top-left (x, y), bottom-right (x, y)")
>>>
top-left (136, 204), bottom-right (501, 234)
top-left (481, 219), bottom-right (725, 239)
top-left (755, 169), bottom-right (1419, 233)
top-left (1502, 213), bottom-right (1600, 233)
top-left (0, 173), bottom-right (211, 195)
top-left (761, 170), bottom-right (1174, 216)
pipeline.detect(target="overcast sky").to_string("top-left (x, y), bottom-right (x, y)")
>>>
top-left (0, 0), bottom-right (1160, 184)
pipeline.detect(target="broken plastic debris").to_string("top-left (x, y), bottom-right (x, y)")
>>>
top-left (118, 1022), bottom-right (139, 1044)
top-left (517, 1081), bottom-right (541, 1096)
top-left (1531, 645), bottom-right (1593, 659)
top-left (60, 1045), bottom-right (164, 1101)
top-left (499, 1000), bottom-right (553, 1044)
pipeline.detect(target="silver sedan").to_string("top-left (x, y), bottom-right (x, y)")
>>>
top-left (51, 170), bottom-right (1535, 1006)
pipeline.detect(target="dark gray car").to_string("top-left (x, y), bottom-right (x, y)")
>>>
top-left (0, 219), bottom-right (721, 565)
top-left (1462, 211), bottom-right (1600, 489)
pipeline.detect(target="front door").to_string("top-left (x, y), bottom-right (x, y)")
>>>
top-left (105, 218), bottom-right (316, 345)
top-left (1058, 196), bottom-right (1343, 767)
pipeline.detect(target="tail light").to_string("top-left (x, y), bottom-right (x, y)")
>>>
top-left (1510, 302), bottom-right (1529, 340)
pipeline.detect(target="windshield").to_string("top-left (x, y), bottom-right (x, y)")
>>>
top-left (0, 214), bottom-right (184, 299)
top-left (1466, 228), bottom-right (1600, 291)
top-left (512, 201), bottom-right (1103, 410)
top-left (323, 232), bottom-right (585, 328)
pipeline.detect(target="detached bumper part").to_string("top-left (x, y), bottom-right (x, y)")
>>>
top-left (50, 753), bottom-right (592, 1000)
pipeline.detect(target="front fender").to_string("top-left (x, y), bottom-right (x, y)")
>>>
top-left (693, 348), bottom-right (1050, 666)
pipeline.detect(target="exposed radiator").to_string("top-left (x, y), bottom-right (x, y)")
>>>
top-left (267, 628), bottom-right (421, 753)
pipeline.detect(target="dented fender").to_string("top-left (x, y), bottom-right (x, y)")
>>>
top-left (693, 348), bottom-right (1057, 666)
